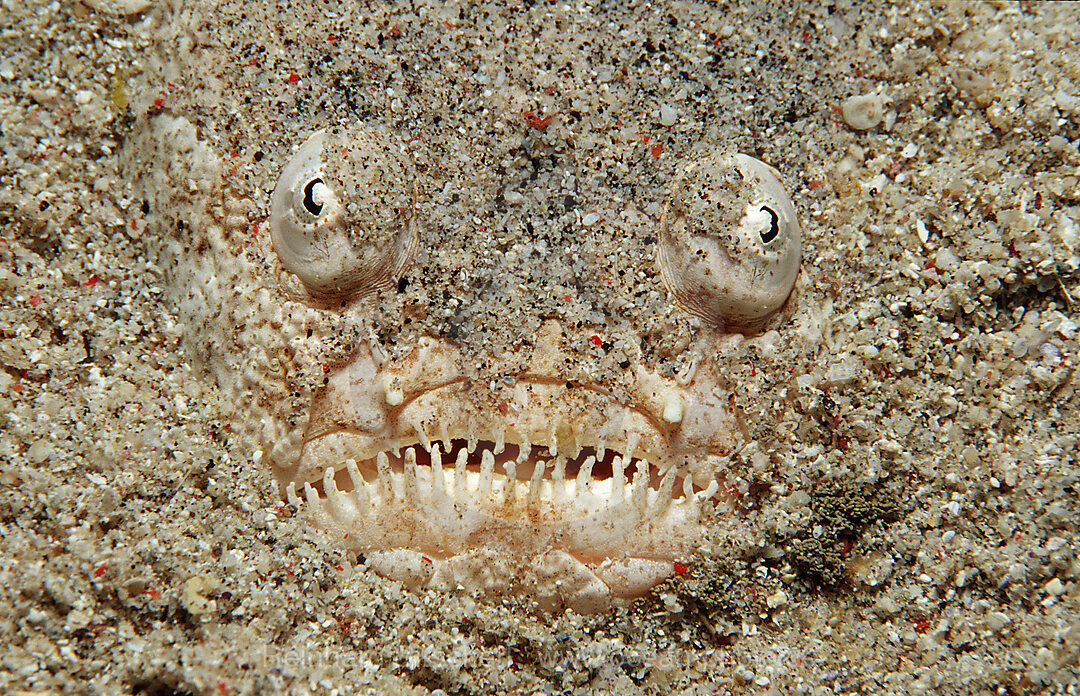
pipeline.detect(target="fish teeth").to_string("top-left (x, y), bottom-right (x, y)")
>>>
top-left (527, 459), bottom-right (545, 509)
top-left (323, 467), bottom-right (340, 504)
top-left (413, 422), bottom-right (431, 452)
top-left (466, 416), bottom-right (478, 453)
top-left (376, 451), bottom-right (396, 500)
top-left (303, 482), bottom-right (321, 518)
top-left (576, 455), bottom-right (595, 496)
top-left (624, 434), bottom-right (639, 463)
top-left (552, 455), bottom-right (567, 504)
top-left (479, 449), bottom-right (494, 501)
top-left (564, 428), bottom-right (579, 457)
top-left (613, 456), bottom-right (626, 498)
top-left (404, 446), bottom-right (418, 500)
top-left (323, 467), bottom-right (355, 524)
top-left (430, 442), bottom-right (445, 496)
top-left (285, 435), bottom-right (710, 539)
top-left (502, 458), bottom-right (517, 505)
top-left (652, 467), bottom-right (676, 516)
top-left (346, 459), bottom-right (369, 510)
top-left (630, 462), bottom-right (648, 514)
top-left (454, 446), bottom-right (468, 500)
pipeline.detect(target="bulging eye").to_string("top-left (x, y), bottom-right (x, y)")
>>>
top-left (270, 126), bottom-right (418, 301)
top-left (658, 151), bottom-right (801, 332)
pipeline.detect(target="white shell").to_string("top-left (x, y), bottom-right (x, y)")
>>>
top-left (658, 152), bottom-right (801, 331)
top-left (841, 93), bottom-right (884, 130)
top-left (269, 127), bottom-right (417, 300)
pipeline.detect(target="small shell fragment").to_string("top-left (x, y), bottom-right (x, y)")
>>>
top-left (951, 68), bottom-right (991, 99)
top-left (659, 103), bottom-right (677, 127)
top-left (81, 0), bottom-right (155, 14)
top-left (842, 93), bottom-right (884, 130)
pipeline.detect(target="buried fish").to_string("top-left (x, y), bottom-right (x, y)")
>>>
top-left (123, 4), bottom-right (802, 611)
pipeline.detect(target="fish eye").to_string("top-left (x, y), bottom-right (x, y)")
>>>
top-left (658, 152), bottom-right (802, 332)
top-left (269, 127), bottom-right (418, 301)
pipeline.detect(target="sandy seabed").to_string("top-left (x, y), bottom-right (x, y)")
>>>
top-left (1, 1), bottom-right (1079, 694)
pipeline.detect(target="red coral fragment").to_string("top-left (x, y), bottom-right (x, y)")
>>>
top-left (523, 111), bottom-right (553, 129)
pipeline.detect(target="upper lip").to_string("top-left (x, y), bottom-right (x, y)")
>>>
top-left (271, 320), bottom-right (741, 503)
top-left (289, 374), bottom-right (687, 490)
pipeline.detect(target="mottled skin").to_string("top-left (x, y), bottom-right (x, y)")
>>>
top-left (122, 0), bottom-right (808, 610)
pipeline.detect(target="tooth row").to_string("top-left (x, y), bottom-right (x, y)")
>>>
top-left (286, 443), bottom-right (718, 524)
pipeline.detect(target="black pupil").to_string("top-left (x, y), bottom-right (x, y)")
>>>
top-left (303, 178), bottom-right (324, 216)
top-left (760, 206), bottom-right (779, 243)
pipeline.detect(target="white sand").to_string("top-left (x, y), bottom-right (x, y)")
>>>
top-left (1, 1), bottom-right (1078, 694)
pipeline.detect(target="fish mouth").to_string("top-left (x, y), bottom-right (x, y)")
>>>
top-left (285, 432), bottom-right (720, 562)
top-left (277, 355), bottom-right (735, 558)
top-left (302, 437), bottom-right (708, 506)
top-left (283, 429), bottom-right (722, 611)
top-left (272, 323), bottom-right (738, 610)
